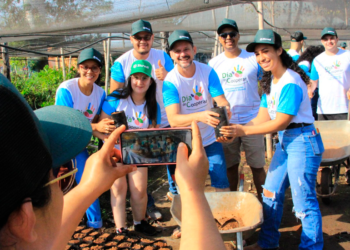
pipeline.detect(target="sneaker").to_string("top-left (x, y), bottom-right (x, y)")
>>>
top-left (134, 220), bottom-right (157, 236)
top-left (167, 192), bottom-right (175, 201)
top-left (116, 227), bottom-right (129, 235)
top-left (146, 205), bottom-right (162, 221)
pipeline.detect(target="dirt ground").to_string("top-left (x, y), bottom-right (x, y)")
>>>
top-left (92, 154), bottom-right (350, 250)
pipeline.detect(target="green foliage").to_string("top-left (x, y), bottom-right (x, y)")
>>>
top-left (11, 65), bottom-right (76, 110)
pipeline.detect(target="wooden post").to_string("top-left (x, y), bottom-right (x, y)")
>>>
top-left (68, 55), bottom-right (72, 70)
top-left (258, 1), bottom-right (264, 30)
top-left (1, 43), bottom-right (11, 81)
top-left (160, 32), bottom-right (169, 52)
top-left (212, 9), bottom-right (218, 57)
top-left (61, 48), bottom-right (66, 81)
top-left (56, 57), bottom-right (60, 70)
top-left (105, 33), bottom-right (111, 93)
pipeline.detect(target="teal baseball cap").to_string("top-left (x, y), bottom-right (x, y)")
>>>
top-left (217, 18), bottom-right (239, 34)
top-left (0, 73), bottom-right (92, 225)
top-left (78, 48), bottom-right (103, 67)
top-left (321, 27), bottom-right (337, 39)
top-left (168, 30), bottom-right (193, 50)
top-left (246, 29), bottom-right (282, 52)
top-left (131, 19), bottom-right (153, 36)
top-left (341, 42), bottom-right (347, 48)
top-left (130, 60), bottom-right (153, 78)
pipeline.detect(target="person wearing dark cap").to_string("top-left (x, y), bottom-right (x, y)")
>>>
top-left (0, 73), bottom-right (136, 249)
top-left (163, 29), bottom-right (231, 193)
top-left (208, 18), bottom-right (266, 203)
top-left (309, 27), bottom-right (350, 121)
top-left (340, 42), bottom-right (347, 50)
top-left (288, 31), bottom-right (307, 61)
top-left (218, 29), bottom-right (324, 250)
top-left (55, 47), bottom-right (110, 229)
top-left (110, 19), bottom-right (175, 216)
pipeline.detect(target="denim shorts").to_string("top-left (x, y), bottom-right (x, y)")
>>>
top-left (205, 142), bottom-right (230, 189)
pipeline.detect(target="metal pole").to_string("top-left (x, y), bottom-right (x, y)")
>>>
top-left (61, 48), bottom-right (66, 81)
top-left (160, 32), bottom-right (169, 52)
top-left (105, 33), bottom-right (111, 93)
top-left (212, 9), bottom-right (218, 57)
top-left (1, 43), bottom-right (11, 81)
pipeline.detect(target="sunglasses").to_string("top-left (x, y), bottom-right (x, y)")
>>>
top-left (133, 35), bottom-right (152, 41)
top-left (219, 31), bottom-right (238, 39)
top-left (44, 159), bottom-right (77, 194)
top-left (79, 64), bottom-right (101, 73)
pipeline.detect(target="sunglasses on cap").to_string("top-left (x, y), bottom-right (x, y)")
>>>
top-left (44, 159), bottom-right (77, 194)
top-left (219, 31), bottom-right (238, 39)
top-left (133, 35), bottom-right (152, 41)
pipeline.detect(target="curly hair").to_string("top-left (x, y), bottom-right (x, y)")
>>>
top-left (260, 46), bottom-right (310, 94)
top-left (296, 45), bottom-right (325, 65)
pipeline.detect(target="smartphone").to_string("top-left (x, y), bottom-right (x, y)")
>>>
top-left (120, 128), bottom-right (192, 165)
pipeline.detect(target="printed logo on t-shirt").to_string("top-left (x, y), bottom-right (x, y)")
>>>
top-left (325, 60), bottom-right (342, 74)
top-left (133, 111), bottom-right (146, 127)
top-left (181, 85), bottom-right (208, 109)
top-left (233, 65), bottom-right (245, 77)
top-left (267, 92), bottom-right (277, 119)
top-left (83, 103), bottom-right (95, 119)
top-left (191, 86), bottom-right (203, 100)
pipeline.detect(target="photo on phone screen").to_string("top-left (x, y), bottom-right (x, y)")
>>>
top-left (120, 128), bottom-right (192, 165)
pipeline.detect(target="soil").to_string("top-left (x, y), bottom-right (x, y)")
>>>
top-left (105, 241), bottom-right (118, 247)
top-left (81, 228), bottom-right (94, 234)
top-left (118, 242), bottom-right (132, 248)
top-left (75, 226), bottom-right (85, 232)
top-left (68, 239), bottom-right (80, 245)
top-left (100, 233), bottom-right (111, 239)
top-left (82, 236), bottom-right (94, 243)
top-left (141, 238), bottom-right (155, 244)
top-left (93, 238), bottom-right (105, 244)
top-left (144, 246), bottom-right (156, 250)
top-left (89, 231), bottom-right (100, 237)
top-left (133, 244), bottom-right (143, 249)
top-left (73, 233), bottom-right (86, 239)
top-left (90, 246), bottom-right (104, 250)
top-left (113, 235), bottom-right (125, 241)
top-left (215, 217), bottom-right (241, 230)
top-left (154, 241), bottom-right (167, 247)
top-left (127, 237), bottom-right (139, 243)
top-left (79, 243), bottom-right (90, 248)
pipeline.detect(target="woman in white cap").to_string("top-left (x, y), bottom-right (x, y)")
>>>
top-left (55, 48), bottom-right (115, 229)
top-left (218, 30), bottom-right (324, 250)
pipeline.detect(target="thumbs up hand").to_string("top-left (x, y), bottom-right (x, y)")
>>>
top-left (155, 59), bottom-right (168, 81)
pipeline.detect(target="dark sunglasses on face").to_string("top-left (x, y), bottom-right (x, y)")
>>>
top-left (219, 31), bottom-right (238, 39)
top-left (133, 35), bottom-right (152, 41)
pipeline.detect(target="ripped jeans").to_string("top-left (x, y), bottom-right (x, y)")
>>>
top-left (258, 125), bottom-right (324, 250)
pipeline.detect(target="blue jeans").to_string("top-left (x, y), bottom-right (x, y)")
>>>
top-left (258, 125), bottom-right (324, 250)
top-left (75, 149), bottom-right (103, 228)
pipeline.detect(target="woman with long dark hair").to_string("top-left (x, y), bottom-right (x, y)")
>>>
top-left (218, 30), bottom-right (324, 250)
top-left (99, 60), bottom-right (160, 236)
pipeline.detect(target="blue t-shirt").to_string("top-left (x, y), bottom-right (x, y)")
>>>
top-left (162, 61), bottom-right (224, 146)
top-left (260, 68), bottom-right (314, 124)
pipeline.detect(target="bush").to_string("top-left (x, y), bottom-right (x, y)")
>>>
top-left (11, 65), bottom-right (76, 110)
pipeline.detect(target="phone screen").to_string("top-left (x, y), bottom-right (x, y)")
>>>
top-left (120, 128), bottom-right (192, 165)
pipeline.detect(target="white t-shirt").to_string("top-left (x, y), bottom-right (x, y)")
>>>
top-left (287, 49), bottom-right (300, 62)
top-left (55, 78), bottom-right (106, 123)
top-left (110, 48), bottom-right (174, 127)
top-left (163, 61), bottom-right (225, 147)
top-left (260, 69), bottom-right (314, 124)
top-left (208, 50), bottom-right (262, 124)
top-left (310, 50), bottom-right (350, 114)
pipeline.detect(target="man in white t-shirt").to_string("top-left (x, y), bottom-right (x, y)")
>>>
top-left (309, 27), bottom-right (350, 121)
top-left (163, 30), bottom-right (231, 192)
top-left (208, 18), bottom-right (265, 202)
top-left (288, 31), bottom-right (307, 62)
top-left (110, 19), bottom-right (174, 220)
